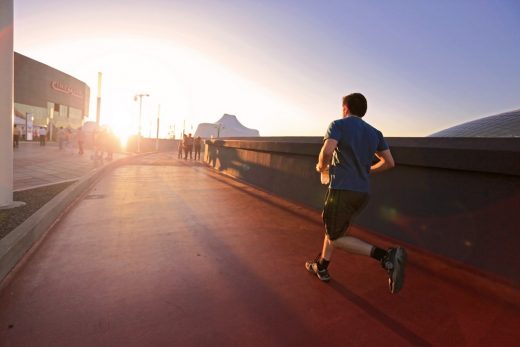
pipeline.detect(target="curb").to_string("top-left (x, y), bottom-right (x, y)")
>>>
top-left (0, 153), bottom-right (149, 284)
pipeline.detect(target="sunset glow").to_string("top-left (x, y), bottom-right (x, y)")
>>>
top-left (13, 1), bottom-right (520, 137)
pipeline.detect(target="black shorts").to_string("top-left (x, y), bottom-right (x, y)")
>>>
top-left (322, 189), bottom-right (369, 240)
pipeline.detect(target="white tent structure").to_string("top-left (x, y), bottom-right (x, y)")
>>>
top-left (194, 114), bottom-right (259, 138)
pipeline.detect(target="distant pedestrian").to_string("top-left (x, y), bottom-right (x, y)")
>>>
top-left (177, 137), bottom-right (184, 159)
top-left (182, 134), bottom-right (188, 160)
top-left (77, 126), bottom-right (85, 155)
top-left (306, 92), bottom-right (407, 294)
top-left (91, 129), bottom-right (100, 161)
top-left (94, 129), bottom-right (105, 161)
top-left (39, 127), bottom-right (47, 146)
top-left (104, 128), bottom-right (116, 160)
top-left (13, 124), bottom-right (21, 148)
top-left (57, 127), bottom-right (65, 150)
top-left (65, 128), bottom-right (73, 153)
top-left (194, 136), bottom-right (202, 160)
top-left (184, 133), bottom-right (194, 160)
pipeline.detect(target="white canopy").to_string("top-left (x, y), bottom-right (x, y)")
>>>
top-left (194, 114), bottom-right (259, 138)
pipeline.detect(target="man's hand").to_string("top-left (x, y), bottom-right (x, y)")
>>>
top-left (316, 163), bottom-right (328, 172)
top-left (370, 149), bottom-right (395, 173)
top-left (317, 139), bottom-right (338, 172)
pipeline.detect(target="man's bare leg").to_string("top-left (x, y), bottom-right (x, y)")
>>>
top-left (332, 235), bottom-right (373, 256)
top-left (321, 234), bottom-right (334, 261)
top-left (305, 235), bottom-right (334, 281)
top-left (319, 234), bottom-right (373, 262)
top-left (317, 234), bottom-right (407, 293)
top-left (307, 234), bottom-right (376, 282)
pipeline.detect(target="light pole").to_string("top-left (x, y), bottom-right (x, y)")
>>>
top-left (155, 104), bottom-right (160, 151)
top-left (96, 72), bottom-right (102, 127)
top-left (134, 93), bottom-right (149, 153)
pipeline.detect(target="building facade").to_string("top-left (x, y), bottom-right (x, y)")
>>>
top-left (14, 52), bottom-right (90, 138)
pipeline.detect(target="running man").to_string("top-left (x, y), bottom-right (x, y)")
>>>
top-left (306, 93), bottom-right (407, 294)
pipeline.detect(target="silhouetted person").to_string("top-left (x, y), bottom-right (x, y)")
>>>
top-left (92, 129), bottom-right (104, 162)
top-left (39, 127), bottom-right (47, 146)
top-left (77, 126), bottom-right (85, 155)
top-left (104, 128), bottom-right (116, 160)
top-left (57, 127), bottom-right (65, 150)
top-left (194, 136), bottom-right (202, 160)
top-left (178, 137), bottom-right (184, 159)
top-left (306, 93), bottom-right (407, 294)
top-left (13, 124), bottom-right (21, 148)
top-left (184, 133), bottom-right (193, 160)
top-left (65, 128), bottom-right (72, 151)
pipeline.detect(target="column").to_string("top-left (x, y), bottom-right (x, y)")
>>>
top-left (0, 0), bottom-right (14, 207)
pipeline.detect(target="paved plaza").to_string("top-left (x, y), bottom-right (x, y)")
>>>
top-left (13, 141), bottom-right (127, 191)
top-left (0, 153), bottom-right (518, 346)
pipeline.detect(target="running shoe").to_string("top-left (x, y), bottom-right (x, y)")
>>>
top-left (305, 260), bottom-right (331, 282)
top-left (382, 247), bottom-right (407, 294)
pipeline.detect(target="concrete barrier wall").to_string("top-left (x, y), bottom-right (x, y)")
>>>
top-left (125, 138), bottom-right (206, 155)
top-left (205, 137), bottom-right (520, 285)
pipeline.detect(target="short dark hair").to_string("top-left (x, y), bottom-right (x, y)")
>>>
top-left (342, 93), bottom-right (367, 117)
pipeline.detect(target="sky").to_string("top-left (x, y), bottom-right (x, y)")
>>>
top-left (13, 0), bottom-right (520, 138)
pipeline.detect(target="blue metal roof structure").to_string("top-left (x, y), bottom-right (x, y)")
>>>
top-left (429, 109), bottom-right (520, 137)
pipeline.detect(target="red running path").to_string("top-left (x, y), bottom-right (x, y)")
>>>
top-left (1, 154), bottom-right (518, 346)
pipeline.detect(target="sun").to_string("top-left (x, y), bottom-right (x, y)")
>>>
top-left (109, 122), bottom-right (134, 148)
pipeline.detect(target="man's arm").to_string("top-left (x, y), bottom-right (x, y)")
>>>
top-left (316, 139), bottom-right (338, 172)
top-left (370, 149), bottom-right (395, 174)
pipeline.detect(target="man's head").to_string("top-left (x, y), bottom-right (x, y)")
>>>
top-left (342, 93), bottom-right (367, 118)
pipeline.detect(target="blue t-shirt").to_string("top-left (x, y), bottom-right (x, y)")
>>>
top-left (324, 116), bottom-right (389, 193)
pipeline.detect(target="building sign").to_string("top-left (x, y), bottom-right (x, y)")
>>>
top-left (50, 81), bottom-right (83, 99)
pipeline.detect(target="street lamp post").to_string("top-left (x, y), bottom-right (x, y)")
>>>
top-left (96, 72), bottom-right (102, 127)
top-left (155, 104), bottom-right (160, 151)
top-left (134, 93), bottom-right (149, 153)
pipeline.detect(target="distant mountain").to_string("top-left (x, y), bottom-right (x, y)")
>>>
top-left (194, 114), bottom-right (260, 138)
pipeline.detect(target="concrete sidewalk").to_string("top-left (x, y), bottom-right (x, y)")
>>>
top-left (0, 153), bottom-right (518, 346)
top-left (13, 141), bottom-right (128, 191)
